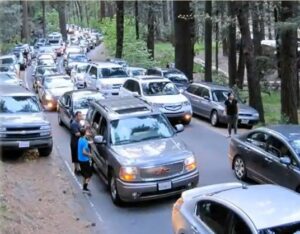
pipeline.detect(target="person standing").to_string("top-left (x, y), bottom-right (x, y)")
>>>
top-left (70, 111), bottom-right (83, 174)
top-left (78, 127), bottom-right (93, 193)
top-left (224, 92), bottom-right (239, 137)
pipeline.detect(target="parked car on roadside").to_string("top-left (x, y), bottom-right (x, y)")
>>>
top-left (184, 82), bottom-right (259, 128)
top-left (119, 76), bottom-right (193, 125)
top-left (0, 85), bottom-right (53, 156)
top-left (172, 183), bottom-right (300, 234)
top-left (38, 46), bottom-right (57, 61)
top-left (70, 62), bottom-right (89, 88)
top-left (85, 62), bottom-right (130, 95)
top-left (229, 125), bottom-right (300, 192)
top-left (57, 89), bottom-right (104, 128)
top-left (0, 72), bottom-right (22, 86)
top-left (0, 55), bottom-right (20, 78)
top-left (37, 75), bottom-right (75, 111)
top-left (86, 96), bottom-right (199, 205)
top-left (126, 67), bottom-right (147, 77)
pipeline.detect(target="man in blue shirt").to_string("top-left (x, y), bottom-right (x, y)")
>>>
top-left (78, 127), bottom-right (93, 192)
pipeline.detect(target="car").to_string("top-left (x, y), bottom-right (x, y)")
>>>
top-left (85, 96), bottom-right (199, 205)
top-left (38, 46), bottom-right (57, 61)
top-left (0, 55), bottom-right (20, 77)
top-left (34, 38), bottom-right (47, 49)
top-left (126, 67), bottom-right (147, 77)
top-left (85, 62), bottom-right (130, 95)
top-left (0, 85), bottom-right (53, 156)
top-left (37, 58), bottom-right (56, 67)
top-left (37, 53), bottom-right (56, 61)
top-left (79, 39), bottom-right (90, 53)
top-left (65, 53), bottom-right (89, 75)
top-left (184, 82), bottom-right (259, 128)
top-left (64, 46), bottom-right (83, 61)
top-left (37, 75), bottom-right (75, 111)
top-left (57, 89), bottom-right (104, 128)
top-left (0, 72), bottom-right (22, 86)
top-left (48, 37), bottom-right (64, 56)
top-left (70, 62), bottom-right (89, 88)
top-left (147, 68), bottom-right (189, 90)
top-left (172, 183), bottom-right (300, 234)
top-left (0, 64), bottom-right (18, 75)
top-left (119, 76), bottom-right (193, 125)
top-left (106, 58), bottom-right (128, 67)
top-left (229, 125), bottom-right (300, 192)
top-left (32, 65), bottom-right (58, 92)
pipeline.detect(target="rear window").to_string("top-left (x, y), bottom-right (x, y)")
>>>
top-left (49, 40), bottom-right (59, 44)
top-left (0, 96), bottom-right (41, 113)
top-left (0, 58), bottom-right (14, 65)
top-left (100, 67), bottom-right (128, 78)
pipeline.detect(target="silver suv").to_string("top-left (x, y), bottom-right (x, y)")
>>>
top-left (86, 96), bottom-right (199, 205)
top-left (0, 85), bottom-right (53, 157)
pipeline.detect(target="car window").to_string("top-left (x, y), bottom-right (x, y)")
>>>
top-left (231, 213), bottom-right (252, 234)
top-left (196, 201), bottom-right (231, 234)
top-left (212, 90), bottom-right (231, 102)
top-left (133, 81), bottom-right (141, 94)
top-left (99, 117), bottom-right (108, 141)
top-left (123, 80), bottom-right (134, 91)
top-left (89, 66), bottom-right (97, 77)
top-left (91, 111), bottom-right (102, 133)
top-left (247, 132), bottom-right (268, 150)
top-left (194, 87), bottom-right (204, 97)
top-left (142, 81), bottom-right (179, 96)
top-left (201, 88), bottom-right (210, 98)
top-left (186, 85), bottom-right (198, 94)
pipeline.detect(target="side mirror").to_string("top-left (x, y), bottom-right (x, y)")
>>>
top-left (91, 74), bottom-right (96, 79)
top-left (132, 91), bottom-right (140, 97)
top-left (280, 156), bottom-right (291, 166)
top-left (203, 96), bottom-right (211, 101)
top-left (175, 124), bottom-right (184, 133)
top-left (94, 135), bottom-right (104, 144)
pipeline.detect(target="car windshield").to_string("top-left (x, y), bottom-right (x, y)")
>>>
top-left (165, 74), bottom-right (188, 84)
top-left (291, 138), bottom-right (300, 157)
top-left (69, 54), bottom-right (88, 62)
top-left (212, 90), bottom-right (231, 102)
top-left (0, 96), bottom-right (40, 113)
top-left (36, 67), bottom-right (57, 76)
top-left (45, 78), bottom-right (73, 89)
top-left (73, 93), bottom-right (103, 110)
top-left (110, 114), bottom-right (175, 145)
top-left (100, 67), bottom-right (128, 78)
top-left (142, 81), bottom-right (179, 96)
top-left (130, 69), bottom-right (145, 76)
top-left (76, 64), bottom-right (88, 73)
top-left (0, 66), bottom-right (13, 72)
top-left (0, 58), bottom-right (14, 65)
top-left (38, 59), bottom-right (55, 66)
top-left (259, 222), bottom-right (300, 234)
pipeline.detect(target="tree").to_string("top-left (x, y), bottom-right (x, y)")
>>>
top-left (228, 1), bottom-right (237, 87)
top-left (237, 38), bottom-right (245, 89)
top-left (115, 1), bottom-right (124, 58)
top-left (204, 0), bottom-right (212, 82)
top-left (100, 0), bottom-right (106, 21)
top-left (147, 2), bottom-right (155, 59)
top-left (236, 1), bottom-right (265, 123)
top-left (134, 1), bottom-right (139, 40)
top-left (173, 1), bottom-right (194, 81)
top-left (57, 2), bottom-right (67, 41)
top-left (41, 0), bottom-right (46, 37)
top-left (280, 1), bottom-right (298, 123)
top-left (21, 0), bottom-right (29, 41)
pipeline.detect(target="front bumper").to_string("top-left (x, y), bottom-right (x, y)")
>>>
top-left (116, 170), bottom-right (199, 202)
top-left (0, 136), bottom-right (53, 151)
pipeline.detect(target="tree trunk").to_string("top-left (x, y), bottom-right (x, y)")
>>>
top-left (134, 1), bottom-right (139, 40)
top-left (21, 0), bottom-right (29, 42)
top-left (115, 1), bottom-right (124, 58)
top-left (221, 4), bottom-right (228, 56)
top-left (42, 0), bottom-right (46, 37)
top-left (280, 1), bottom-right (298, 123)
top-left (147, 3), bottom-right (155, 59)
top-left (228, 1), bottom-right (237, 87)
top-left (77, 1), bottom-right (83, 24)
top-left (259, 2), bottom-right (265, 40)
top-left (215, 9), bottom-right (219, 74)
top-left (267, 2), bottom-right (273, 39)
top-left (106, 1), bottom-right (114, 19)
top-left (204, 0), bottom-right (212, 82)
top-left (85, 2), bottom-right (89, 27)
top-left (237, 38), bottom-right (245, 89)
top-left (58, 2), bottom-right (67, 41)
top-left (100, 0), bottom-right (106, 20)
top-left (251, 3), bottom-right (262, 56)
top-left (162, 0), bottom-right (168, 26)
top-left (236, 2), bottom-right (265, 123)
top-left (174, 1), bottom-right (194, 81)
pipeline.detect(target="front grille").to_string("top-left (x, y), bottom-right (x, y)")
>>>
top-left (140, 162), bottom-right (184, 181)
top-left (5, 133), bottom-right (41, 139)
top-left (239, 113), bottom-right (252, 117)
top-left (6, 127), bottom-right (40, 131)
top-left (112, 84), bottom-right (122, 89)
top-left (4, 126), bottom-right (46, 139)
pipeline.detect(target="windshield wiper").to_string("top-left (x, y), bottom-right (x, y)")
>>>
top-left (140, 135), bottom-right (167, 141)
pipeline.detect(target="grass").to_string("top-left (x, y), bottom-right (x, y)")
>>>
top-left (262, 91), bottom-right (281, 124)
top-left (154, 42), bottom-right (174, 67)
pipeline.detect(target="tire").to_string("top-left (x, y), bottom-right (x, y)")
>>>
top-left (233, 156), bottom-right (247, 181)
top-left (38, 146), bottom-right (52, 157)
top-left (58, 112), bottom-right (63, 126)
top-left (109, 172), bottom-right (123, 206)
top-left (210, 110), bottom-right (219, 127)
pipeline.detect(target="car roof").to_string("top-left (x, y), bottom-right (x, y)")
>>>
top-left (190, 82), bottom-right (232, 91)
top-left (91, 62), bottom-right (123, 68)
top-left (259, 125), bottom-right (300, 141)
top-left (132, 75), bottom-right (169, 82)
top-left (0, 85), bottom-right (34, 96)
top-left (213, 184), bottom-right (300, 230)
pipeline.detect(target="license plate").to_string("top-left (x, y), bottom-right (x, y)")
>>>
top-left (19, 141), bottom-right (30, 148)
top-left (241, 119), bottom-right (249, 124)
top-left (158, 181), bottom-right (172, 191)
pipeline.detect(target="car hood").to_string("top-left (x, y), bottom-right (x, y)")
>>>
top-left (111, 136), bottom-right (191, 166)
top-left (101, 77), bottom-right (128, 85)
top-left (48, 87), bottom-right (74, 98)
top-left (143, 94), bottom-right (188, 104)
top-left (0, 112), bottom-right (49, 127)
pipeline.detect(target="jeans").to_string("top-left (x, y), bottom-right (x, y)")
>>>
top-left (227, 115), bottom-right (237, 135)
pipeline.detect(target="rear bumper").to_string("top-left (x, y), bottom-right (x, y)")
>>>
top-left (0, 137), bottom-right (53, 151)
top-left (116, 170), bottom-right (199, 202)
top-left (218, 114), bottom-right (259, 126)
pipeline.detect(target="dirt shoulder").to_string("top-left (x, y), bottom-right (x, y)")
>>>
top-left (0, 149), bottom-right (100, 234)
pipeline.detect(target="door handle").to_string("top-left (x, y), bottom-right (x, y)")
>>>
top-left (264, 157), bottom-right (272, 163)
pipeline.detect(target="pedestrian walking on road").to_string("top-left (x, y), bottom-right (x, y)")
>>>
top-left (78, 127), bottom-right (93, 193)
top-left (70, 111), bottom-right (83, 175)
top-left (224, 92), bottom-right (239, 137)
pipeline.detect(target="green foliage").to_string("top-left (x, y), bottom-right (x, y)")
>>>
top-left (154, 42), bottom-right (174, 67)
top-left (46, 9), bottom-right (59, 33)
top-left (194, 63), bottom-right (205, 73)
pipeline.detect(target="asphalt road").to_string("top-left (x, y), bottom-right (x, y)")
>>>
top-left (22, 49), bottom-right (249, 234)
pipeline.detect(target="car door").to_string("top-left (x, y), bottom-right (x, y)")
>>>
top-left (63, 94), bottom-right (72, 127)
top-left (193, 86), bottom-right (204, 116)
top-left (184, 85), bottom-right (199, 113)
top-left (199, 87), bottom-right (212, 118)
top-left (264, 135), bottom-right (300, 189)
top-left (89, 66), bottom-right (98, 89)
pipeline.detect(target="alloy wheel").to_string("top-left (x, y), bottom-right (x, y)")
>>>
top-left (234, 157), bottom-right (246, 180)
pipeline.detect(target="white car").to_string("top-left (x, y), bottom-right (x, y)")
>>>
top-left (84, 62), bottom-right (130, 96)
top-left (126, 67), bottom-right (147, 77)
top-left (119, 76), bottom-right (193, 124)
top-left (70, 62), bottom-right (89, 88)
top-left (0, 55), bottom-right (20, 78)
top-left (0, 72), bottom-right (22, 86)
top-left (172, 183), bottom-right (300, 234)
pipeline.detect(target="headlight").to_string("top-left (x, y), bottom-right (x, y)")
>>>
top-left (40, 125), bottom-right (51, 130)
top-left (253, 113), bottom-right (259, 117)
top-left (0, 126), bottom-right (6, 132)
top-left (119, 166), bottom-right (138, 182)
top-left (45, 93), bottom-right (53, 101)
top-left (184, 156), bottom-right (197, 172)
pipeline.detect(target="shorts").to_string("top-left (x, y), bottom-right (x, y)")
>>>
top-left (80, 161), bottom-right (93, 178)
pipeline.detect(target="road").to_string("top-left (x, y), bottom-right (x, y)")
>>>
top-left (22, 48), bottom-right (249, 234)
